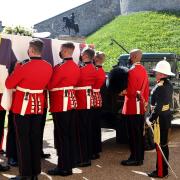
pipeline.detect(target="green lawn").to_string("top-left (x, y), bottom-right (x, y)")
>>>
top-left (86, 11), bottom-right (180, 71)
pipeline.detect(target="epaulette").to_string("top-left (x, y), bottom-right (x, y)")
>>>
top-left (20, 59), bottom-right (30, 65)
top-left (79, 62), bottom-right (86, 67)
top-left (57, 61), bottom-right (65, 66)
top-left (157, 80), bottom-right (164, 87)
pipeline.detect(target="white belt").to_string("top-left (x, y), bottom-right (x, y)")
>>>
top-left (50, 86), bottom-right (74, 112)
top-left (74, 86), bottom-right (92, 90)
top-left (75, 86), bottom-right (92, 109)
top-left (16, 86), bottom-right (43, 116)
top-left (93, 89), bottom-right (100, 93)
top-left (17, 86), bottom-right (43, 93)
top-left (50, 86), bottom-right (74, 92)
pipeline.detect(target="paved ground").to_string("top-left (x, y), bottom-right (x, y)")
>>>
top-left (0, 118), bottom-right (180, 180)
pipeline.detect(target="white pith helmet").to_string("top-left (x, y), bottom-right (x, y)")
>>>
top-left (153, 59), bottom-right (175, 76)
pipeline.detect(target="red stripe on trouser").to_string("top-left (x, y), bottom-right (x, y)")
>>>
top-left (0, 132), bottom-right (4, 150)
top-left (156, 144), bottom-right (163, 177)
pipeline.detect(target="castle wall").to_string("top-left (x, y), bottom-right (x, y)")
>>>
top-left (34, 0), bottom-right (180, 38)
top-left (34, 0), bottom-right (120, 38)
top-left (120, 0), bottom-right (180, 15)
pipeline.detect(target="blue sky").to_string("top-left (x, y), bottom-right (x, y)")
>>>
top-left (0, 0), bottom-right (90, 28)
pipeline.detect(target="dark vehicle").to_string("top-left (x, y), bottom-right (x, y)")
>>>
top-left (101, 52), bottom-right (180, 143)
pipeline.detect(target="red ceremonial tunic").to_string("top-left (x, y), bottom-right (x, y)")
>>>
top-left (93, 65), bottom-right (106, 108)
top-left (122, 63), bottom-right (149, 115)
top-left (76, 62), bottom-right (97, 110)
top-left (5, 57), bottom-right (53, 115)
top-left (44, 90), bottom-right (48, 109)
top-left (48, 58), bottom-right (80, 112)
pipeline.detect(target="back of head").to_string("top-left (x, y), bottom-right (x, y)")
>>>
top-left (61, 42), bottom-right (75, 57)
top-left (130, 49), bottom-right (142, 63)
top-left (82, 48), bottom-right (95, 60)
top-left (95, 51), bottom-right (105, 65)
top-left (61, 42), bottom-right (75, 50)
top-left (29, 38), bottom-right (44, 55)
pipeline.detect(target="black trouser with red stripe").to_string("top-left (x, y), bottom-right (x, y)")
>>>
top-left (6, 111), bottom-right (18, 161)
top-left (91, 108), bottom-right (102, 155)
top-left (156, 128), bottom-right (169, 177)
top-left (0, 110), bottom-right (6, 151)
top-left (126, 114), bottom-right (145, 161)
top-left (52, 110), bottom-right (76, 171)
top-left (76, 109), bottom-right (92, 163)
top-left (14, 114), bottom-right (42, 176)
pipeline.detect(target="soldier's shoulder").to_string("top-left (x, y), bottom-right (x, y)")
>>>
top-left (20, 59), bottom-right (30, 65)
top-left (57, 61), bottom-right (65, 67)
top-left (79, 62), bottom-right (86, 68)
top-left (151, 80), bottom-right (164, 95)
top-left (129, 64), bottom-right (135, 71)
top-left (42, 60), bottom-right (52, 67)
top-left (157, 80), bottom-right (164, 87)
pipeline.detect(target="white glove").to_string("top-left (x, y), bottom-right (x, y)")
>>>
top-left (146, 118), bottom-right (152, 127)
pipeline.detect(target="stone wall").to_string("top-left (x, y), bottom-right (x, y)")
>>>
top-left (120, 0), bottom-right (180, 14)
top-left (34, 0), bottom-right (120, 38)
top-left (34, 0), bottom-right (180, 38)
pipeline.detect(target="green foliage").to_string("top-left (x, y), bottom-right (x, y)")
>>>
top-left (86, 11), bottom-right (180, 71)
top-left (3, 25), bottom-right (33, 36)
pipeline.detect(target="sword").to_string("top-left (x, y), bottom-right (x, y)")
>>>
top-left (136, 91), bottom-right (141, 114)
top-left (20, 92), bottom-right (29, 115)
top-left (146, 120), bottom-right (178, 179)
top-left (63, 90), bottom-right (68, 112)
top-left (86, 89), bottom-right (91, 109)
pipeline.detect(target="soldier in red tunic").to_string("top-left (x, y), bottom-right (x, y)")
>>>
top-left (121, 49), bottom-right (149, 166)
top-left (75, 48), bottom-right (97, 167)
top-left (48, 42), bottom-right (80, 176)
top-left (91, 51), bottom-right (106, 160)
top-left (6, 39), bottom-right (53, 180)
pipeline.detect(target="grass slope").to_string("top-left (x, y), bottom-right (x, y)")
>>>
top-left (86, 11), bottom-right (180, 71)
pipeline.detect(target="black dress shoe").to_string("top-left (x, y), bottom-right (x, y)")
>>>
top-left (91, 154), bottom-right (100, 160)
top-left (0, 164), bottom-right (10, 172)
top-left (148, 170), bottom-right (168, 178)
top-left (41, 153), bottom-right (51, 159)
top-left (9, 176), bottom-right (32, 180)
top-left (121, 159), bottom-right (143, 166)
top-left (8, 158), bottom-right (18, 167)
top-left (47, 167), bottom-right (72, 176)
top-left (76, 161), bottom-right (91, 167)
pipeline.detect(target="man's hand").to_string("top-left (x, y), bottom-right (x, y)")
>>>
top-left (146, 118), bottom-right (152, 127)
top-left (118, 89), bottom-right (127, 96)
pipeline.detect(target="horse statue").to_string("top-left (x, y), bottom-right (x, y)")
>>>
top-left (62, 13), bottom-right (79, 35)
